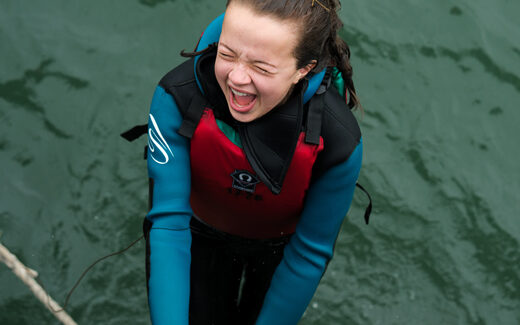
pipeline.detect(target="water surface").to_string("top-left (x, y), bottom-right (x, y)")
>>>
top-left (1, 0), bottom-right (519, 324)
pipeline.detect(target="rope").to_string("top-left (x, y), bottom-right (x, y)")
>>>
top-left (0, 234), bottom-right (144, 323)
top-left (0, 242), bottom-right (78, 325)
top-left (59, 235), bottom-right (144, 311)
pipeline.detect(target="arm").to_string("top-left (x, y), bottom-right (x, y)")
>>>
top-left (146, 86), bottom-right (193, 325)
top-left (255, 141), bottom-right (363, 325)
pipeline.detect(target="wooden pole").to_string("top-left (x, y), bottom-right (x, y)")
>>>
top-left (0, 242), bottom-right (78, 325)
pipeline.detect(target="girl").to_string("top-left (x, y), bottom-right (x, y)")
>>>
top-left (144, 0), bottom-right (363, 324)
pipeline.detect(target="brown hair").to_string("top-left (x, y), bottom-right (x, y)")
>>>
top-left (226, 0), bottom-right (360, 109)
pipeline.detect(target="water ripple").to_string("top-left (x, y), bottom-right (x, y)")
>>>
top-left (437, 47), bottom-right (520, 92)
top-left (138, 0), bottom-right (175, 8)
top-left (342, 28), bottom-right (401, 64)
top-left (0, 59), bottom-right (89, 139)
top-left (405, 143), bottom-right (442, 186)
top-left (450, 6), bottom-right (463, 16)
top-left (513, 47), bottom-right (520, 58)
top-left (345, 26), bottom-right (520, 94)
top-left (451, 178), bottom-right (520, 302)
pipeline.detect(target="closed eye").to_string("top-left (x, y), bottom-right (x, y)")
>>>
top-left (254, 65), bottom-right (274, 75)
top-left (218, 51), bottom-right (234, 59)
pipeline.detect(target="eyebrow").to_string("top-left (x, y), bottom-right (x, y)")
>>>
top-left (219, 42), bottom-right (277, 69)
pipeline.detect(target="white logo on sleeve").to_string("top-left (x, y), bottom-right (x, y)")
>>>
top-left (148, 114), bottom-right (174, 164)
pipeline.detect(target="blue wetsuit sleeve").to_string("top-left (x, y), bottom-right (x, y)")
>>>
top-left (255, 141), bottom-right (363, 325)
top-left (146, 86), bottom-right (193, 325)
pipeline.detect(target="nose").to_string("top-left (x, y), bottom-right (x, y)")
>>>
top-left (228, 63), bottom-right (251, 85)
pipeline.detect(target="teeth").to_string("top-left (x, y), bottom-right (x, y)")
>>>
top-left (231, 88), bottom-right (250, 97)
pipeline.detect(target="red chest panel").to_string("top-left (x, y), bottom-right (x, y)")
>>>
top-left (189, 109), bottom-right (324, 239)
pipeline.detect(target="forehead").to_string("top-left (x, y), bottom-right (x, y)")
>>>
top-left (220, 3), bottom-right (300, 66)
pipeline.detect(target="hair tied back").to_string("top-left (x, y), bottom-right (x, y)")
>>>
top-left (311, 0), bottom-right (331, 12)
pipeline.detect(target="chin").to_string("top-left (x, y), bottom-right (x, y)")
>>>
top-left (228, 107), bottom-right (256, 123)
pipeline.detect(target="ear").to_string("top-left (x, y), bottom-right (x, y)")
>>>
top-left (294, 60), bottom-right (317, 83)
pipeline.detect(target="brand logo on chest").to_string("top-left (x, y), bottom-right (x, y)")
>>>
top-left (230, 170), bottom-right (259, 193)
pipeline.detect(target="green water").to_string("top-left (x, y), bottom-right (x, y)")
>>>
top-left (1, 0), bottom-right (519, 324)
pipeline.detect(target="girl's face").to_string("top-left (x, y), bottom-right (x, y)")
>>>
top-left (215, 3), bottom-right (314, 123)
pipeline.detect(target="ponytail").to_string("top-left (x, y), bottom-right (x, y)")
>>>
top-left (324, 3), bottom-right (361, 110)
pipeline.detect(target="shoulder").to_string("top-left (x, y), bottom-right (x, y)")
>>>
top-left (159, 59), bottom-right (196, 90)
top-left (148, 59), bottom-right (198, 125)
top-left (157, 59), bottom-right (199, 115)
top-left (313, 87), bottom-right (362, 179)
top-left (322, 87), bottom-right (361, 144)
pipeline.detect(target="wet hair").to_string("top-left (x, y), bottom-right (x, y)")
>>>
top-left (226, 0), bottom-right (360, 109)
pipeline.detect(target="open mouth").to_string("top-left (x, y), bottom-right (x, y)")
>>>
top-left (229, 87), bottom-right (257, 112)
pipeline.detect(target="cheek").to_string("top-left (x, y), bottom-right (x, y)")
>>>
top-left (258, 78), bottom-right (292, 102)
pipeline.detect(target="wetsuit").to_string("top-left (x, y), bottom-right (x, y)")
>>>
top-left (145, 14), bottom-right (363, 325)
